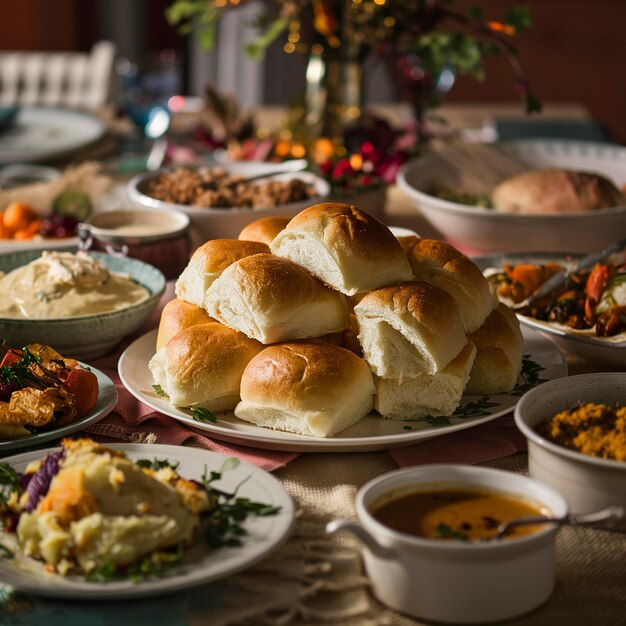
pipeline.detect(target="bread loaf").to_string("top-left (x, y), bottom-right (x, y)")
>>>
top-left (175, 239), bottom-right (269, 307)
top-left (270, 202), bottom-right (412, 295)
top-left (238, 216), bottom-right (291, 245)
top-left (403, 238), bottom-right (496, 333)
top-left (375, 341), bottom-right (477, 419)
top-left (491, 168), bottom-right (624, 214)
top-left (465, 303), bottom-right (523, 394)
top-left (235, 342), bottom-right (375, 437)
top-left (206, 253), bottom-right (348, 344)
top-left (354, 281), bottom-right (466, 377)
top-left (156, 298), bottom-right (215, 351)
top-left (149, 322), bottom-right (263, 411)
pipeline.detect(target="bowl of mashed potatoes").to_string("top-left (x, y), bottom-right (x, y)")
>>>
top-left (0, 250), bottom-right (165, 358)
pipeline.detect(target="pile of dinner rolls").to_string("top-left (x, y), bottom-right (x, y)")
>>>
top-left (149, 203), bottom-right (523, 438)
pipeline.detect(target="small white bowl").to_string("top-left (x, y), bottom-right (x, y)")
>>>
top-left (515, 373), bottom-right (626, 525)
top-left (327, 465), bottom-right (567, 624)
top-left (397, 140), bottom-right (626, 253)
top-left (128, 163), bottom-right (330, 249)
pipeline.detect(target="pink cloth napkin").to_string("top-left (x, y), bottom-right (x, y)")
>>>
top-left (389, 413), bottom-right (527, 467)
top-left (79, 283), bottom-right (298, 472)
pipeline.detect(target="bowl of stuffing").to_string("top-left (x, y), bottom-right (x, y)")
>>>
top-left (397, 140), bottom-right (626, 253)
top-left (514, 372), bottom-right (626, 528)
top-left (128, 161), bottom-right (330, 248)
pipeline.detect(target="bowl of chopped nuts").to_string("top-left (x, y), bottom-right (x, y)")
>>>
top-left (128, 162), bottom-right (330, 249)
top-left (514, 372), bottom-right (626, 529)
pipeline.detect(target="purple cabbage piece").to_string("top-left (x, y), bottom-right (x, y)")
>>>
top-left (24, 450), bottom-right (64, 512)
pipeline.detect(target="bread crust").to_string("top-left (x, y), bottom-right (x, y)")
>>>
top-left (238, 217), bottom-right (291, 245)
top-left (492, 168), bottom-right (624, 214)
top-left (207, 253), bottom-right (348, 343)
top-left (156, 298), bottom-right (215, 351)
top-left (271, 202), bottom-right (412, 294)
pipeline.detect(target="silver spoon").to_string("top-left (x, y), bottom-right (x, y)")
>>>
top-left (495, 505), bottom-right (624, 539)
top-left (510, 238), bottom-right (626, 310)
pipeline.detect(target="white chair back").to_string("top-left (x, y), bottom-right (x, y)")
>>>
top-left (0, 41), bottom-right (115, 108)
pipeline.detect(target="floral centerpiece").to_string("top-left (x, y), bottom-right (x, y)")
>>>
top-left (167, 0), bottom-right (539, 192)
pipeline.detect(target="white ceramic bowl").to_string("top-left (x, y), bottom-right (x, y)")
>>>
top-left (515, 373), bottom-right (626, 526)
top-left (128, 162), bottom-right (330, 249)
top-left (0, 250), bottom-right (165, 359)
top-left (327, 464), bottom-right (567, 624)
top-left (397, 140), bottom-right (626, 253)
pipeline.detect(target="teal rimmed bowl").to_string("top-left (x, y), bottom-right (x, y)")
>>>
top-left (0, 250), bottom-right (165, 359)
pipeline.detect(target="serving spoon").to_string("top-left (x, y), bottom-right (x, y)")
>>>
top-left (510, 238), bottom-right (626, 310)
top-left (495, 505), bottom-right (624, 539)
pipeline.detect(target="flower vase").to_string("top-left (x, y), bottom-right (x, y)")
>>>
top-left (305, 51), bottom-right (364, 141)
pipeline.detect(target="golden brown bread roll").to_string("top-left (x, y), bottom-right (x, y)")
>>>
top-left (403, 238), bottom-right (496, 333)
top-left (465, 303), bottom-right (523, 394)
top-left (235, 342), bottom-right (375, 437)
top-left (156, 298), bottom-right (215, 351)
top-left (175, 239), bottom-right (269, 307)
top-left (374, 341), bottom-right (477, 420)
top-left (354, 281), bottom-right (466, 377)
top-left (270, 202), bottom-right (412, 295)
top-left (149, 322), bottom-right (263, 411)
top-left (238, 216), bottom-right (291, 245)
top-left (491, 168), bottom-right (624, 214)
top-left (206, 253), bottom-right (348, 344)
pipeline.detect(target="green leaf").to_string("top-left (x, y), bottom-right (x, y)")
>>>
top-left (245, 17), bottom-right (289, 59)
top-left (136, 458), bottom-right (180, 471)
top-left (524, 90), bottom-right (543, 114)
top-left (220, 457), bottom-right (240, 474)
top-left (505, 5), bottom-right (533, 32)
top-left (192, 407), bottom-right (217, 423)
top-left (434, 523), bottom-right (468, 541)
top-left (152, 384), bottom-right (169, 397)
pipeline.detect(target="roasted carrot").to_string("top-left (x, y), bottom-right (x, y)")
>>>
top-left (65, 368), bottom-right (99, 417)
top-left (0, 349), bottom-right (22, 368)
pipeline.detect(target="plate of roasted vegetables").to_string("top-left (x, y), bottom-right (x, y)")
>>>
top-left (475, 252), bottom-right (626, 367)
top-left (0, 344), bottom-right (117, 451)
top-left (0, 440), bottom-right (294, 599)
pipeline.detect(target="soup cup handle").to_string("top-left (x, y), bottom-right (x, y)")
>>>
top-left (326, 520), bottom-right (395, 559)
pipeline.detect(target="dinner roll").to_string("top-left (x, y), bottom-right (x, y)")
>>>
top-left (375, 341), bottom-right (477, 420)
top-left (404, 238), bottom-right (496, 333)
top-left (238, 216), bottom-right (291, 245)
top-left (156, 298), bottom-right (215, 351)
top-left (354, 281), bottom-right (466, 377)
top-left (491, 169), bottom-right (624, 214)
top-left (235, 343), bottom-right (375, 437)
top-left (175, 239), bottom-right (269, 307)
top-left (465, 303), bottom-right (523, 394)
top-left (270, 202), bottom-right (412, 295)
top-left (149, 322), bottom-right (263, 411)
top-left (206, 253), bottom-right (348, 344)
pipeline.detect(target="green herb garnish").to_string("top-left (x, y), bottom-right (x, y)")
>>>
top-left (192, 407), bottom-right (217, 423)
top-left (434, 523), bottom-right (469, 541)
top-left (0, 463), bottom-right (21, 507)
top-left (511, 355), bottom-right (549, 397)
top-left (135, 458), bottom-right (180, 471)
top-left (152, 384), bottom-right (169, 397)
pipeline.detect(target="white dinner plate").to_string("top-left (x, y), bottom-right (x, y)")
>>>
top-left (0, 443), bottom-right (295, 599)
top-left (474, 252), bottom-right (626, 369)
top-left (0, 107), bottom-right (106, 164)
top-left (0, 364), bottom-right (117, 453)
top-left (119, 328), bottom-right (567, 453)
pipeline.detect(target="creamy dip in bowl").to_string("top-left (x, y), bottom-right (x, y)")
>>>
top-left (0, 251), bottom-right (150, 319)
top-left (0, 250), bottom-right (165, 359)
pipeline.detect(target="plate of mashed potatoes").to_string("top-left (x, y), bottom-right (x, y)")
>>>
top-left (0, 440), bottom-right (295, 599)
